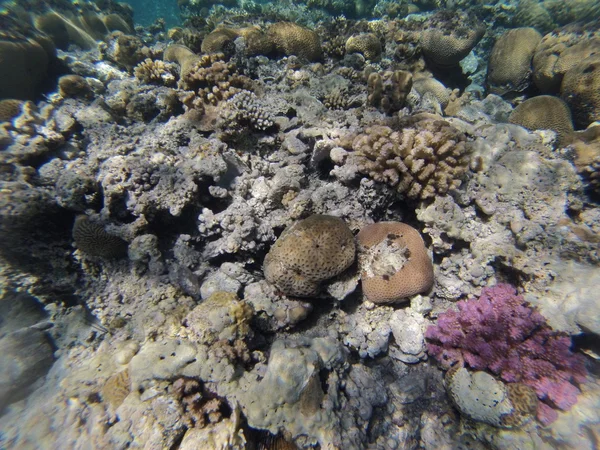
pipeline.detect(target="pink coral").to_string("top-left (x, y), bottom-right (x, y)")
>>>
top-left (425, 284), bottom-right (588, 425)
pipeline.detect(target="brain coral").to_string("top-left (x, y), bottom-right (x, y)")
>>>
top-left (0, 99), bottom-right (23, 122)
top-left (263, 215), bottom-right (356, 297)
top-left (356, 222), bottom-right (434, 304)
top-left (201, 27), bottom-right (239, 55)
top-left (0, 36), bottom-right (49, 100)
top-left (345, 33), bottom-right (382, 60)
top-left (420, 10), bottom-right (485, 68)
top-left (513, 0), bottom-right (555, 33)
top-left (532, 26), bottom-right (600, 93)
top-left (487, 27), bottom-right (542, 95)
top-left (267, 22), bottom-right (322, 62)
top-left (58, 74), bottom-right (91, 98)
top-left (509, 95), bottom-right (574, 146)
top-left (347, 114), bottom-right (472, 200)
top-left (560, 55), bottom-right (600, 128)
top-left (72, 215), bottom-right (128, 259)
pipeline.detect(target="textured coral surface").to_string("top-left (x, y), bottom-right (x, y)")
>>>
top-left (426, 284), bottom-right (588, 425)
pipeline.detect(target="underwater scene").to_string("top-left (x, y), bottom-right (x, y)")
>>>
top-left (1, 0), bottom-right (600, 448)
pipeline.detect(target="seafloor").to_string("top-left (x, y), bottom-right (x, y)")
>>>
top-left (0, 0), bottom-right (599, 449)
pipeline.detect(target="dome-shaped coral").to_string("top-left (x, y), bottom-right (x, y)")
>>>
top-left (357, 222), bottom-right (433, 304)
top-left (420, 10), bottom-right (485, 68)
top-left (487, 27), bottom-right (542, 95)
top-left (509, 95), bottom-right (574, 146)
top-left (561, 55), bottom-right (600, 128)
top-left (263, 214), bottom-right (355, 297)
top-left (345, 33), bottom-right (382, 60)
top-left (268, 22), bottom-right (322, 62)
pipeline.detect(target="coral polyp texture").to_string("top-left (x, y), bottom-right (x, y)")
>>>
top-left (339, 114), bottom-right (471, 200)
top-left (356, 222), bottom-right (434, 304)
top-left (263, 214), bottom-right (356, 297)
top-left (72, 215), bottom-right (128, 259)
top-left (425, 284), bottom-right (588, 425)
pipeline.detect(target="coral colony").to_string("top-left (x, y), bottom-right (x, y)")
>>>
top-left (425, 284), bottom-right (588, 425)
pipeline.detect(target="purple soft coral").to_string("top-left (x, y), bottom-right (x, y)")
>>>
top-left (425, 284), bottom-right (588, 425)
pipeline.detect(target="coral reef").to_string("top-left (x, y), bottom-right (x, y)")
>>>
top-left (561, 55), bottom-right (600, 129)
top-left (425, 284), bottom-right (588, 425)
top-left (0, 2), bottom-right (599, 449)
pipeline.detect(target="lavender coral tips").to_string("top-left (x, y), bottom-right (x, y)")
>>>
top-left (425, 284), bottom-right (588, 425)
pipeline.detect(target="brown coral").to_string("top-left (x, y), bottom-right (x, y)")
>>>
top-left (487, 28), bottom-right (542, 95)
top-left (356, 222), bottom-right (433, 304)
top-left (348, 114), bottom-right (471, 199)
top-left (0, 99), bottom-right (23, 122)
top-left (509, 95), bottom-right (574, 146)
top-left (172, 378), bottom-right (230, 428)
top-left (0, 36), bottom-right (49, 100)
top-left (268, 22), bottom-right (322, 62)
top-left (58, 74), bottom-right (91, 97)
top-left (345, 33), bottom-right (382, 60)
top-left (513, 0), bottom-right (555, 33)
top-left (102, 369), bottom-right (131, 410)
top-left (420, 10), bottom-right (485, 68)
top-left (367, 70), bottom-right (413, 113)
top-left (72, 215), bottom-right (128, 259)
top-left (532, 25), bottom-right (600, 93)
top-left (263, 215), bottom-right (356, 297)
top-left (178, 53), bottom-right (253, 105)
top-left (201, 27), bottom-right (239, 55)
top-left (133, 58), bottom-right (178, 86)
top-left (560, 55), bottom-right (600, 129)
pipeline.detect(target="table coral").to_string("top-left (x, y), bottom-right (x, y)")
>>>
top-left (425, 283), bottom-right (588, 425)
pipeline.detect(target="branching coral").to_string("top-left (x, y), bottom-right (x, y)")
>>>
top-left (134, 58), bottom-right (178, 86)
top-left (425, 284), bottom-right (588, 425)
top-left (342, 114), bottom-right (471, 200)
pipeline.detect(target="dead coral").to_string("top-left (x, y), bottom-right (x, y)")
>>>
top-left (133, 58), bottom-right (178, 86)
top-left (341, 114), bottom-right (472, 200)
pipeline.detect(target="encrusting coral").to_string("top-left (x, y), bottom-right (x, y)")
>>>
top-left (356, 222), bottom-right (434, 304)
top-left (425, 284), bottom-right (588, 425)
top-left (263, 214), bottom-right (356, 297)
